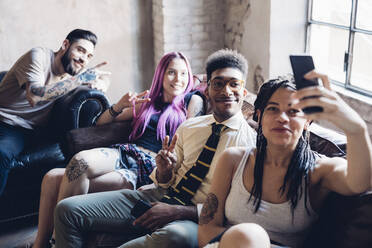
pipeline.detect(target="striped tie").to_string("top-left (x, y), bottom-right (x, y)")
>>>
top-left (162, 123), bottom-right (227, 206)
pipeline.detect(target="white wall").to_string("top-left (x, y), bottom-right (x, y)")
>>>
top-left (238, 0), bottom-right (308, 92)
top-left (239, 0), bottom-right (271, 92)
top-left (0, 0), bottom-right (154, 103)
top-left (269, 0), bottom-right (308, 78)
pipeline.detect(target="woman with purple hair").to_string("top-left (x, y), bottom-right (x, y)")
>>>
top-left (32, 52), bottom-right (204, 248)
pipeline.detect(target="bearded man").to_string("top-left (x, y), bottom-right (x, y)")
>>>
top-left (0, 29), bottom-right (109, 195)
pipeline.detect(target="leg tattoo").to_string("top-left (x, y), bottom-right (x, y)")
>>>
top-left (66, 158), bottom-right (89, 182)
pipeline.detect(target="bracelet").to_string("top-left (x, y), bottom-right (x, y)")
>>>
top-left (108, 104), bottom-right (122, 117)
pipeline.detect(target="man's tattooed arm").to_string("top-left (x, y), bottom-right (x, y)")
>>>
top-left (27, 69), bottom-right (98, 106)
top-left (27, 79), bottom-right (79, 106)
top-left (199, 193), bottom-right (219, 225)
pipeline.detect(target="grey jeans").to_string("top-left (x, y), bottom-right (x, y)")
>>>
top-left (54, 187), bottom-right (198, 248)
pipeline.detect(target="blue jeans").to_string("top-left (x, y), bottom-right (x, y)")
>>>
top-left (0, 121), bottom-right (35, 194)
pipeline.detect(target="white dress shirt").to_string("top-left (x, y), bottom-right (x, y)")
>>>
top-left (150, 111), bottom-right (256, 208)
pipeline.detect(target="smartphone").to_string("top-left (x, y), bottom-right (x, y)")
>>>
top-left (131, 199), bottom-right (152, 218)
top-left (289, 55), bottom-right (323, 114)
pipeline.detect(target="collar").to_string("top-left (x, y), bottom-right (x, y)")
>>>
top-left (211, 111), bottom-right (245, 130)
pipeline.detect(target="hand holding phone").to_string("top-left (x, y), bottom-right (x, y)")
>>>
top-left (289, 55), bottom-right (323, 114)
top-left (131, 199), bottom-right (152, 218)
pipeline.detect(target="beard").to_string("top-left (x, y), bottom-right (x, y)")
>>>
top-left (61, 47), bottom-right (82, 76)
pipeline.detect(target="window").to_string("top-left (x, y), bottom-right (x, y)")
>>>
top-left (306, 0), bottom-right (372, 97)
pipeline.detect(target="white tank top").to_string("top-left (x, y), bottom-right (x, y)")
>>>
top-left (225, 149), bottom-right (318, 248)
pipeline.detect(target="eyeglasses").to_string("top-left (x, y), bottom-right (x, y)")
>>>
top-left (208, 78), bottom-right (245, 92)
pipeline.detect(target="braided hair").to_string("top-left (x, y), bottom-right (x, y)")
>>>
top-left (249, 77), bottom-right (317, 215)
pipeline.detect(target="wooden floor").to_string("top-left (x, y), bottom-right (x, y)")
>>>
top-left (0, 216), bottom-right (38, 248)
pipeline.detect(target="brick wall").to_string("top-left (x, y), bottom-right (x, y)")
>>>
top-left (152, 0), bottom-right (226, 74)
top-left (224, 0), bottom-right (251, 50)
top-left (152, 0), bottom-right (252, 74)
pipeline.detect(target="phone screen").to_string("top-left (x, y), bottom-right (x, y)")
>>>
top-left (289, 55), bottom-right (318, 90)
top-left (289, 55), bottom-right (323, 114)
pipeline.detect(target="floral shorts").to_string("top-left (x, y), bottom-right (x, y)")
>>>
top-left (111, 143), bottom-right (156, 189)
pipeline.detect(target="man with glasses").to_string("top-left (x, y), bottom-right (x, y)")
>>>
top-left (53, 49), bottom-right (256, 248)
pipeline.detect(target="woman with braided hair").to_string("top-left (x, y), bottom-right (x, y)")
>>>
top-left (198, 72), bottom-right (371, 248)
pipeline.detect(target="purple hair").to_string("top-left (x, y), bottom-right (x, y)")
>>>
top-left (129, 52), bottom-right (194, 142)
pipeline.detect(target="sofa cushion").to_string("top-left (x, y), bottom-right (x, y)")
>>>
top-left (308, 123), bottom-right (346, 157)
top-left (65, 121), bottom-right (132, 157)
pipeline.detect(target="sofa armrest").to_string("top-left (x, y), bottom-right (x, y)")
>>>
top-left (65, 120), bottom-right (132, 157)
top-left (308, 123), bottom-right (346, 157)
top-left (49, 86), bottom-right (110, 135)
top-left (305, 191), bottom-right (372, 248)
top-left (0, 71), bottom-right (7, 83)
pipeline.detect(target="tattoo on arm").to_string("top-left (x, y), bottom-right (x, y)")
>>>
top-left (29, 69), bottom-right (98, 103)
top-left (66, 157), bottom-right (89, 182)
top-left (45, 81), bottom-right (70, 97)
top-left (30, 76), bottom-right (82, 103)
top-left (199, 193), bottom-right (219, 225)
top-left (30, 85), bottom-right (46, 97)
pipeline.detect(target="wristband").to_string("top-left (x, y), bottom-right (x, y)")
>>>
top-left (109, 104), bottom-right (122, 117)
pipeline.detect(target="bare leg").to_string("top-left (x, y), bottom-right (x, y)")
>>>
top-left (57, 148), bottom-right (129, 201)
top-left (33, 148), bottom-right (134, 248)
top-left (219, 223), bottom-right (270, 248)
top-left (33, 169), bottom-right (64, 248)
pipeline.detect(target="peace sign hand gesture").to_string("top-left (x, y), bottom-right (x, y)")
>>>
top-left (155, 135), bottom-right (178, 183)
top-left (79, 61), bottom-right (111, 92)
top-left (116, 90), bottom-right (151, 110)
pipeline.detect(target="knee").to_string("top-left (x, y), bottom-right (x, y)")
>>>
top-left (65, 151), bottom-right (92, 181)
top-left (42, 169), bottom-right (64, 191)
top-left (221, 223), bottom-right (270, 248)
top-left (151, 221), bottom-right (198, 248)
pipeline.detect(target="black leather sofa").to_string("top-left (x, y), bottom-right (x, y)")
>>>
top-left (0, 71), bottom-right (110, 225)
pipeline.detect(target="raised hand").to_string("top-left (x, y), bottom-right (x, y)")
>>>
top-left (293, 71), bottom-right (366, 135)
top-left (115, 90), bottom-right (151, 110)
top-left (78, 62), bottom-right (110, 82)
top-left (78, 62), bottom-right (111, 92)
top-left (155, 135), bottom-right (178, 182)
